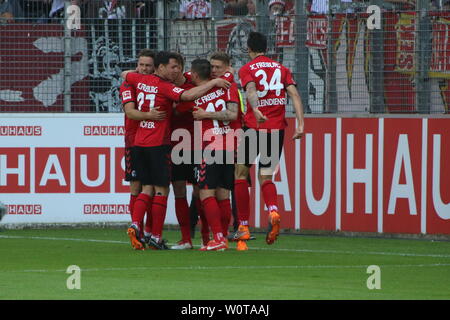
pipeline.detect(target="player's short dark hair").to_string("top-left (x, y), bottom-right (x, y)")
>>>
top-left (138, 49), bottom-right (155, 59)
top-left (191, 59), bottom-right (211, 80)
top-left (210, 51), bottom-right (231, 66)
top-left (247, 31), bottom-right (267, 53)
top-left (172, 52), bottom-right (185, 69)
top-left (154, 51), bottom-right (180, 68)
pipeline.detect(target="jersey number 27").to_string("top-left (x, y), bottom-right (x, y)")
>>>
top-left (137, 92), bottom-right (156, 110)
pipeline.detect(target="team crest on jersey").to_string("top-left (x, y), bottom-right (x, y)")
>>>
top-left (122, 90), bottom-right (132, 100)
top-left (173, 87), bottom-right (184, 94)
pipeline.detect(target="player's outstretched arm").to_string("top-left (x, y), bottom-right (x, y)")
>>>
top-left (124, 103), bottom-right (166, 121)
top-left (121, 70), bottom-right (135, 79)
top-left (286, 85), bottom-right (305, 140)
top-left (180, 78), bottom-right (231, 101)
top-left (193, 102), bottom-right (238, 122)
top-left (246, 82), bottom-right (268, 124)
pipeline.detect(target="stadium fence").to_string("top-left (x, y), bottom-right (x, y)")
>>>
top-left (0, 0), bottom-right (449, 114)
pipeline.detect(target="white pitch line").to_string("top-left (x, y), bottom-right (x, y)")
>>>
top-left (1, 234), bottom-right (450, 258)
top-left (0, 235), bottom-right (126, 244)
top-left (5, 263), bottom-right (450, 274)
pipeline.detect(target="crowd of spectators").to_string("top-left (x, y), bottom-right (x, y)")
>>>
top-left (0, 0), bottom-right (157, 24)
top-left (178, 0), bottom-right (257, 19)
top-left (3, 0), bottom-right (450, 25)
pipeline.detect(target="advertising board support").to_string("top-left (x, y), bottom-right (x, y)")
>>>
top-left (416, 0), bottom-right (432, 114)
top-left (370, 0), bottom-right (385, 113)
top-left (64, 1), bottom-right (72, 113)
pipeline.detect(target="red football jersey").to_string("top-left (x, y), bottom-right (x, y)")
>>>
top-left (177, 85), bottom-right (239, 151)
top-left (171, 74), bottom-right (195, 147)
top-left (119, 80), bottom-right (139, 148)
top-left (219, 72), bottom-right (243, 130)
top-left (238, 55), bottom-right (296, 130)
top-left (126, 72), bottom-right (185, 147)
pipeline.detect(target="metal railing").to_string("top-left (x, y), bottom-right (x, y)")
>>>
top-left (0, 0), bottom-right (448, 114)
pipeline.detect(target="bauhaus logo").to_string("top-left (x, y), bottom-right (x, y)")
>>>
top-left (0, 147), bottom-right (128, 194)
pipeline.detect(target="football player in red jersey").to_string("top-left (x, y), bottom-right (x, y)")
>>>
top-left (119, 49), bottom-right (166, 248)
top-left (185, 52), bottom-right (244, 249)
top-left (170, 53), bottom-right (197, 250)
top-left (233, 31), bottom-right (305, 245)
top-left (177, 58), bottom-right (238, 251)
top-left (122, 51), bottom-right (230, 250)
top-left (209, 52), bottom-right (246, 243)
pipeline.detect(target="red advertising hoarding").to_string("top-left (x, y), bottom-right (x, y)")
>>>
top-left (299, 118), bottom-right (336, 231)
top-left (0, 115), bottom-right (449, 235)
top-left (340, 118), bottom-right (379, 233)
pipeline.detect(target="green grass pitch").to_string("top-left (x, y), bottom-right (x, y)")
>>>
top-left (0, 228), bottom-right (449, 300)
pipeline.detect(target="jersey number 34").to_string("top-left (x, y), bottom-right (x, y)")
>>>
top-left (255, 69), bottom-right (283, 98)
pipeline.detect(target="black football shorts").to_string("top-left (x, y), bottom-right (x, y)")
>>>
top-left (134, 145), bottom-right (172, 187)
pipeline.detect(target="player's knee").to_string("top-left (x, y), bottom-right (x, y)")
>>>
top-left (234, 164), bottom-right (249, 180)
top-left (172, 182), bottom-right (187, 198)
top-left (129, 181), bottom-right (142, 196)
top-left (258, 172), bottom-right (273, 185)
top-left (154, 186), bottom-right (169, 197)
top-left (199, 189), bottom-right (215, 201)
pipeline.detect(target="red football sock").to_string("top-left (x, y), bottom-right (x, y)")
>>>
top-left (175, 197), bottom-right (191, 243)
top-left (261, 180), bottom-right (278, 212)
top-left (144, 196), bottom-right (153, 234)
top-left (150, 195), bottom-right (168, 239)
top-left (218, 198), bottom-right (232, 236)
top-left (132, 193), bottom-right (150, 229)
top-left (234, 179), bottom-right (250, 225)
top-left (197, 198), bottom-right (210, 245)
top-left (202, 196), bottom-right (224, 242)
top-left (129, 194), bottom-right (137, 218)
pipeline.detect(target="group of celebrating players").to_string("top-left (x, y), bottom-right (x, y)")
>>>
top-left (119, 31), bottom-right (305, 251)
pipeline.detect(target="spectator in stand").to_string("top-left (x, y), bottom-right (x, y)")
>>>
top-left (2, 0), bottom-right (24, 20)
top-left (269, 0), bottom-right (285, 17)
top-left (224, 0), bottom-right (255, 16)
top-left (384, 0), bottom-right (415, 5)
top-left (310, 0), bottom-right (329, 13)
top-left (383, 0), bottom-right (416, 11)
top-left (48, 0), bottom-right (63, 18)
top-left (48, 0), bottom-right (85, 20)
top-left (136, 0), bottom-right (156, 18)
top-left (309, 0), bottom-right (358, 14)
top-left (179, 0), bottom-right (210, 19)
top-left (0, 0), bottom-right (15, 23)
top-left (85, 0), bottom-right (136, 19)
top-left (247, 0), bottom-right (255, 15)
top-left (17, 0), bottom-right (52, 23)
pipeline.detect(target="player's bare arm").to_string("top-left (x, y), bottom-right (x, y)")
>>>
top-left (246, 82), bottom-right (268, 124)
top-left (193, 102), bottom-right (238, 122)
top-left (180, 78), bottom-right (231, 101)
top-left (124, 102), bottom-right (166, 121)
top-left (121, 70), bottom-right (135, 79)
top-left (286, 84), bottom-right (305, 140)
